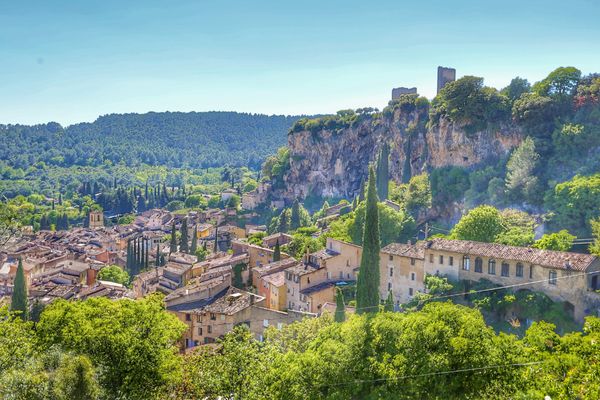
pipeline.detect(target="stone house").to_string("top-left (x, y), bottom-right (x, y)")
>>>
top-left (379, 242), bottom-right (426, 307)
top-left (262, 232), bottom-right (293, 249)
top-left (423, 238), bottom-right (600, 322)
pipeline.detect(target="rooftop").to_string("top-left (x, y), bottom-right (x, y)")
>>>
top-left (426, 238), bottom-right (598, 271)
top-left (382, 242), bottom-right (425, 260)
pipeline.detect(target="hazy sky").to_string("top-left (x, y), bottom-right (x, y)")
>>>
top-left (2, 0), bottom-right (599, 125)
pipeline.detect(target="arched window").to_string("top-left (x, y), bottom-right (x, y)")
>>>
top-left (488, 259), bottom-right (496, 275)
top-left (501, 262), bottom-right (510, 277)
top-left (474, 257), bottom-right (483, 273)
top-left (462, 255), bottom-right (470, 270)
top-left (516, 263), bottom-right (524, 277)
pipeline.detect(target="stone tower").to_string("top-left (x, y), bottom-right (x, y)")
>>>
top-left (391, 87), bottom-right (417, 100)
top-left (437, 66), bottom-right (456, 94)
top-left (89, 210), bottom-right (104, 228)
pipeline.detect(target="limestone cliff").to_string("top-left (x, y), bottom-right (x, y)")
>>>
top-left (275, 107), bottom-right (523, 202)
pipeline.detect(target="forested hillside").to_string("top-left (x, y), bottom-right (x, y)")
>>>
top-left (1, 111), bottom-right (300, 170)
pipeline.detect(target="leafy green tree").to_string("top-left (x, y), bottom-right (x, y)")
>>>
top-left (273, 240), bottom-right (281, 262)
top-left (36, 295), bottom-right (186, 399)
top-left (351, 202), bottom-right (415, 247)
top-left (196, 242), bottom-right (209, 262)
top-left (547, 174), bottom-right (600, 235)
top-left (10, 259), bottom-right (28, 320)
top-left (179, 218), bottom-right (189, 253)
top-left (97, 265), bottom-right (130, 286)
top-left (533, 230), bottom-right (575, 251)
top-left (494, 208), bottom-right (536, 247)
top-left (505, 137), bottom-right (540, 203)
top-left (170, 221), bottom-right (177, 253)
top-left (356, 166), bottom-right (380, 314)
top-left (53, 354), bottom-right (100, 400)
top-left (533, 66), bottom-right (581, 99)
top-left (451, 205), bottom-right (505, 243)
top-left (334, 287), bottom-right (345, 323)
top-left (501, 77), bottom-right (531, 102)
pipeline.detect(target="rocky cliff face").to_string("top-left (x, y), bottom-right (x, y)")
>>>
top-left (275, 107), bottom-right (523, 202)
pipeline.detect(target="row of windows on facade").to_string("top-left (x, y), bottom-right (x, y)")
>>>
top-left (389, 254), bottom-right (416, 266)
top-left (386, 282), bottom-right (414, 296)
top-left (389, 268), bottom-right (416, 281)
top-left (441, 254), bottom-right (559, 285)
top-left (185, 312), bottom-right (220, 322)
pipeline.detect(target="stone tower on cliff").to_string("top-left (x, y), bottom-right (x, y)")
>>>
top-left (437, 66), bottom-right (456, 94)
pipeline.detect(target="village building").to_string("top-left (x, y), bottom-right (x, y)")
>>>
top-left (379, 242), bottom-right (426, 307)
top-left (262, 232), bottom-right (293, 249)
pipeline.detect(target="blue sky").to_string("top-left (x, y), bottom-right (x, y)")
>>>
top-left (1, 0), bottom-right (599, 125)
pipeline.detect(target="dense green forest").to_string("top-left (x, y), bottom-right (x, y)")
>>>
top-left (0, 112), bottom-right (301, 198)
top-left (3, 299), bottom-right (598, 399)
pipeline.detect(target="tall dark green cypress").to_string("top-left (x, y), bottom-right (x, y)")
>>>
top-left (170, 221), bottom-right (177, 254)
top-left (384, 291), bottom-right (394, 312)
top-left (290, 199), bottom-right (301, 230)
top-left (376, 143), bottom-right (390, 200)
top-left (10, 259), bottom-right (28, 320)
top-left (273, 240), bottom-right (281, 262)
top-left (155, 244), bottom-right (161, 267)
top-left (190, 225), bottom-right (198, 254)
top-left (334, 287), bottom-right (345, 323)
top-left (356, 166), bottom-right (381, 314)
top-left (144, 238), bottom-right (149, 270)
top-left (214, 225), bottom-right (219, 253)
top-left (179, 218), bottom-right (189, 253)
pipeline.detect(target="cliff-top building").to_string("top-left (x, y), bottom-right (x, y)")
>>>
top-left (437, 66), bottom-right (456, 94)
top-left (391, 87), bottom-right (418, 100)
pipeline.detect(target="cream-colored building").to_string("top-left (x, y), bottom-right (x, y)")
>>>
top-left (423, 238), bottom-right (600, 322)
top-left (379, 242), bottom-right (425, 307)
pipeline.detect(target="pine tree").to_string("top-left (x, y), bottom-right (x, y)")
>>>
top-left (290, 199), bottom-right (301, 230)
top-left (273, 240), bottom-right (281, 262)
top-left (356, 166), bottom-right (381, 314)
top-left (170, 221), bottom-right (177, 254)
top-left (190, 225), bottom-right (198, 254)
top-left (334, 287), bottom-right (345, 323)
top-left (179, 218), bottom-right (189, 253)
top-left (376, 143), bottom-right (390, 201)
top-left (10, 259), bottom-right (28, 320)
top-left (384, 291), bottom-right (394, 312)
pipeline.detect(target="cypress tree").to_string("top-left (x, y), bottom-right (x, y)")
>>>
top-left (273, 240), bottom-right (281, 262)
top-left (155, 244), bottom-right (161, 267)
top-left (190, 225), bottom-right (198, 254)
top-left (10, 259), bottom-right (28, 320)
top-left (126, 239), bottom-right (132, 271)
top-left (179, 218), bottom-right (189, 253)
top-left (170, 221), bottom-right (177, 254)
top-left (58, 193), bottom-right (63, 206)
top-left (376, 143), bottom-right (390, 201)
top-left (144, 238), bottom-right (149, 269)
top-left (334, 287), bottom-right (345, 323)
top-left (214, 225), bottom-right (219, 253)
top-left (290, 199), bottom-right (301, 230)
top-left (384, 291), bottom-right (394, 312)
top-left (356, 166), bottom-right (381, 314)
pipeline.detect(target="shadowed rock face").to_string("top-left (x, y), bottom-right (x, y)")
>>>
top-left (275, 107), bottom-right (523, 202)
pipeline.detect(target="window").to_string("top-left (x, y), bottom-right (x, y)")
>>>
top-left (501, 262), bottom-right (509, 277)
top-left (411, 258), bottom-right (415, 266)
top-left (339, 271), bottom-right (343, 279)
top-left (196, 315), bottom-right (201, 323)
top-left (207, 325), bottom-right (212, 334)
top-left (449, 256), bottom-right (454, 266)
top-left (516, 263), bottom-right (524, 277)
top-left (263, 319), bottom-right (269, 327)
top-left (277, 322), bottom-right (283, 330)
top-left (439, 255), bottom-right (444, 264)
top-left (389, 254), bottom-right (393, 261)
top-left (198, 327), bottom-right (202, 335)
top-left (462, 255), bottom-right (470, 271)
top-left (185, 314), bottom-right (191, 321)
top-left (210, 313), bottom-right (216, 320)
top-left (530, 265), bottom-right (533, 279)
top-left (387, 282), bottom-right (392, 291)
top-left (429, 254), bottom-right (434, 263)
top-left (474, 257), bottom-right (483, 273)
top-left (411, 272), bottom-right (415, 281)
top-left (488, 259), bottom-right (496, 275)
top-left (549, 270), bottom-right (557, 285)
top-left (389, 267), bottom-right (393, 277)
top-left (409, 288), bottom-right (413, 296)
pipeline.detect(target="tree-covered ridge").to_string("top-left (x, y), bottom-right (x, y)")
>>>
top-left (0, 111), bottom-right (302, 171)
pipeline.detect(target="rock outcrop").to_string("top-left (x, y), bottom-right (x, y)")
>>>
top-left (275, 107), bottom-right (523, 202)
